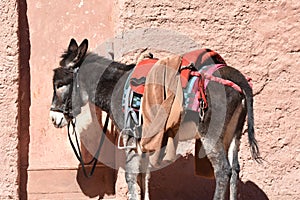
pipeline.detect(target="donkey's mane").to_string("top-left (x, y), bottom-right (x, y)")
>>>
top-left (83, 52), bottom-right (135, 71)
top-left (60, 49), bottom-right (72, 60)
top-left (53, 67), bottom-right (73, 84)
top-left (59, 47), bottom-right (136, 72)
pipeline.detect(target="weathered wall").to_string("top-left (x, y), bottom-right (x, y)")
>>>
top-left (115, 0), bottom-right (300, 199)
top-left (0, 0), bottom-right (20, 199)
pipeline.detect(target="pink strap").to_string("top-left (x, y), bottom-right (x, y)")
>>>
top-left (204, 74), bottom-right (243, 93)
top-left (202, 64), bottom-right (226, 89)
top-left (190, 64), bottom-right (252, 94)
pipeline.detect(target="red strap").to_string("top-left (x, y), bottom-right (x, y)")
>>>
top-left (189, 70), bottom-right (253, 110)
top-left (198, 75), bottom-right (208, 109)
top-left (190, 71), bottom-right (208, 109)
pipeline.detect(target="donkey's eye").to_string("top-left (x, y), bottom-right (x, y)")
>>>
top-left (57, 83), bottom-right (64, 88)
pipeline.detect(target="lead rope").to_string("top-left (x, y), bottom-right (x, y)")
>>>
top-left (67, 114), bottom-right (110, 178)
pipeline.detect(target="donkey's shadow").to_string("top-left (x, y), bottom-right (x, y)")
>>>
top-left (150, 155), bottom-right (269, 200)
top-left (76, 164), bottom-right (117, 199)
top-left (75, 155), bottom-right (268, 200)
top-left (73, 104), bottom-right (267, 199)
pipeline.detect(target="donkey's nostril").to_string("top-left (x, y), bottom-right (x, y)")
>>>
top-left (51, 117), bottom-right (56, 124)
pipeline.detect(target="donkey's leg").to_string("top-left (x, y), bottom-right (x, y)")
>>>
top-left (125, 148), bottom-right (142, 200)
top-left (142, 171), bottom-right (151, 200)
top-left (228, 107), bottom-right (246, 200)
top-left (228, 136), bottom-right (241, 200)
top-left (139, 169), bottom-right (151, 200)
top-left (140, 153), bottom-right (150, 200)
top-left (202, 139), bottom-right (232, 200)
top-left (228, 109), bottom-right (245, 200)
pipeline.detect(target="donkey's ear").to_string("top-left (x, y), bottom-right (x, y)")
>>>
top-left (76, 39), bottom-right (88, 62)
top-left (68, 38), bottom-right (78, 53)
top-left (60, 38), bottom-right (87, 69)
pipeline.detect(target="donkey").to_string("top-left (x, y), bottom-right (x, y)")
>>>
top-left (50, 38), bottom-right (260, 200)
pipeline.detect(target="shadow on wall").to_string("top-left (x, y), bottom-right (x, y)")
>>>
top-left (71, 105), bottom-right (267, 199)
top-left (150, 156), bottom-right (269, 200)
top-left (76, 164), bottom-right (117, 199)
top-left (18, 0), bottom-right (31, 199)
top-left (74, 105), bottom-right (118, 199)
top-left (74, 155), bottom-right (268, 200)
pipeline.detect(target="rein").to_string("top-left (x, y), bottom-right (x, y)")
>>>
top-left (66, 67), bottom-right (111, 178)
top-left (67, 113), bottom-right (110, 178)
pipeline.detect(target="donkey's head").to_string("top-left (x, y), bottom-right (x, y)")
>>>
top-left (50, 38), bottom-right (88, 128)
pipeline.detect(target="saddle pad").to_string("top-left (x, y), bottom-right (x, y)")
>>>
top-left (181, 49), bottom-right (226, 69)
top-left (129, 58), bottom-right (158, 95)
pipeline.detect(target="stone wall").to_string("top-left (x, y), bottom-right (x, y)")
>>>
top-left (115, 0), bottom-right (300, 199)
top-left (0, 0), bottom-right (20, 199)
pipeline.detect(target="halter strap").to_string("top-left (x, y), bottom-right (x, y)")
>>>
top-left (57, 67), bottom-right (81, 118)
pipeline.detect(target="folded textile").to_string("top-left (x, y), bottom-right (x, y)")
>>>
top-left (141, 54), bottom-right (184, 166)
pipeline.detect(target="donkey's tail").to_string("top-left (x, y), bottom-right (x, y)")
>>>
top-left (222, 66), bottom-right (261, 162)
top-left (242, 82), bottom-right (261, 162)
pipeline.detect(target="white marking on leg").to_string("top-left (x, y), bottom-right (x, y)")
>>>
top-left (228, 137), bottom-right (236, 167)
top-left (242, 98), bottom-right (246, 108)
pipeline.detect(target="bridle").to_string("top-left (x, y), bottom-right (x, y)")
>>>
top-left (50, 67), bottom-right (81, 118)
top-left (52, 66), bottom-right (110, 178)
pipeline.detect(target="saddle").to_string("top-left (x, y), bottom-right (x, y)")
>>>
top-left (129, 49), bottom-right (227, 95)
top-left (127, 49), bottom-right (251, 115)
top-left (119, 49), bottom-right (228, 150)
top-left (126, 49), bottom-right (227, 115)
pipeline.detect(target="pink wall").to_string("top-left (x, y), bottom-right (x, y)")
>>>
top-left (27, 0), bottom-right (116, 199)
top-left (0, 0), bottom-right (20, 198)
top-left (27, 0), bottom-right (114, 170)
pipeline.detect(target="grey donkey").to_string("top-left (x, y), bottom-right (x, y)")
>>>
top-left (50, 38), bottom-right (260, 200)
